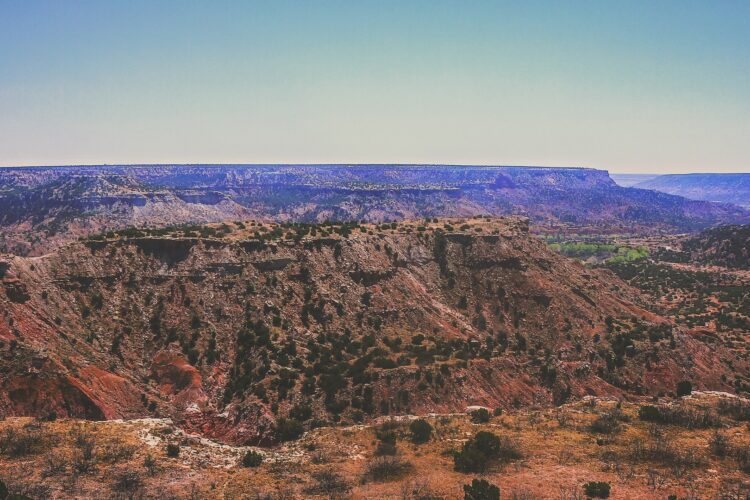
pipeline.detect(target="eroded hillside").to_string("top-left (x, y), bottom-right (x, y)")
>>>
top-left (1, 218), bottom-right (745, 446)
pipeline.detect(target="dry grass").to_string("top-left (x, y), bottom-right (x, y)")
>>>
top-left (1, 393), bottom-right (749, 498)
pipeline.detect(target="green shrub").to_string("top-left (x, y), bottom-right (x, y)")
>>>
top-left (112, 470), bottom-right (143, 495)
top-left (589, 413), bottom-right (621, 435)
top-left (364, 456), bottom-right (412, 482)
top-left (677, 380), bottom-right (693, 397)
top-left (165, 443), bottom-right (180, 458)
top-left (304, 470), bottom-right (352, 496)
top-left (289, 403), bottom-right (313, 422)
top-left (638, 404), bottom-right (720, 428)
top-left (241, 450), bottom-right (263, 467)
top-left (463, 478), bottom-right (500, 500)
top-left (374, 441), bottom-right (397, 456)
top-left (583, 481), bottom-right (610, 498)
top-left (638, 405), bottom-right (662, 422)
top-left (454, 445), bottom-right (490, 473)
top-left (470, 408), bottom-right (491, 423)
top-left (0, 427), bottom-right (51, 457)
top-left (709, 431), bottom-right (730, 457)
top-left (409, 419), bottom-right (433, 444)
top-left (454, 431), bottom-right (521, 473)
top-left (276, 418), bottom-right (305, 441)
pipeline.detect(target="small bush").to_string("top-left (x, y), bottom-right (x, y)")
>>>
top-left (99, 439), bottom-right (136, 463)
top-left (454, 431), bottom-right (521, 473)
top-left (589, 413), bottom-right (621, 435)
top-left (410, 419), bottom-right (433, 444)
top-left (375, 425), bottom-right (398, 446)
top-left (143, 454), bottom-right (158, 476)
top-left (454, 444), bottom-right (491, 473)
top-left (734, 447), bottom-right (750, 473)
top-left (470, 408), bottom-right (491, 424)
top-left (289, 403), bottom-right (313, 422)
top-left (43, 453), bottom-right (68, 478)
top-left (709, 431), bottom-right (730, 458)
top-left (112, 470), bottom-right (143, 495)
top-left (717, 399), bottom-right (750, 421)
top-left (166, 443), bottom-right (180, 458)
top-left (583, 481), bottom-right (610, 498)
top-left (305, 470), bottom-right (352, 496)
top-left (241, 450), bottom-right (263, 467)
top-left (0, 427), bottom-right (50, 457)
top-left (676, 380), bottom-right (693, 397)
top-left (637, 404), bottom-right (720, 428)
top-left (276, 418), bottom-right (304, 441)
top-left (638, 405), bottom-right (662, 422)
top-left (463, 478), bottom-right (500, 500)
top-left (365, 456), bottom-right (413, 482)
top-left (375, 441), bottom-right (397, 456)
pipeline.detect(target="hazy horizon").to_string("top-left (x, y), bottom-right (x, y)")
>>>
top-left (2, 1), bottom-right (749, 173)
top-left (0, 163), bottom-right (749, 176)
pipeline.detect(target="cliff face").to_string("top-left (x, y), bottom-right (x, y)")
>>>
top-left (0, 218), bottom-right (744, 444)
top-left (2, 165), bottom-right (747, 255)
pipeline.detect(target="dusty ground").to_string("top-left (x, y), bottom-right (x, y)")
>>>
top-left (1, 392), bottom-right (750, 499)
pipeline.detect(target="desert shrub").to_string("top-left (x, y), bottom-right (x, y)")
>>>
top-left (375, 441), bottom-right (397, 456)
top-left (410, 419), bottom-right (433, 444)
top-left (242, 450), bottom-right (263, 468)
top-left (400, 479), bottom-right (441, 500)
top-left (289, 403), bottom-right (313, 422)
top-left (38, 411), bottom-right (57, 422)
top-left (72, 449), bottom-right (97, 475)
top-left (305, 470), bottom-right (352, 496)
top-left (375, 423), bottom-right (399, 445)
top-left (589, 413), bottom-right (621, 435)
top-left (0, 479), bottom-right (35, 500)
top-left (454, 431), bottom-right (521, 473)
top-left (493, 407), bottom-right (503, 417)
top-left (583, 481), bottom-right (610, 498)
top-left (99, 439), bottom-right (136, 463)
top-left (143, 454), bottom-right (159, 476)
top-left (43, 452), bottom-right (68, 478)
top-left (364, 456), bottom-right (413, 482)
top-left (470, 408), bottom-right (491, 424)
top-left (473, 431), bottom-right (502, 457)
top-left (479, 431), bottom-right (521, 461)
top-left (0, 427), bottom-right (50, 457)
top-left (275, 418), bottom-right (304, 441)
top-left (112, 470), bottom-right (143, 495)
top-left (709, 431), bottom-right (730, 457)
top-left (454, 445), bottom-right (490, 473)
top-left (638, 405), bottom-right (661, 422)
top-left (463, 478), bottom-right (501, 500)
top-left (637, 403), bottom-right (720, 428)
top-left (166, 443), bottom-right (180, 458)
top-left (628, 427), bottom-right (702, 473)
top-left (676, 380), bottom-right (693, 397)
top-left (734, 447), bottom-right (750, 473)
top-left (717, 399), bottom-right (750, 421)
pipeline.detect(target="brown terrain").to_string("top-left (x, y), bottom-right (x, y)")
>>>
top-left (1, 216), bottom-right (749, 498)
top-left (2, 393), bottom-right (750, 498)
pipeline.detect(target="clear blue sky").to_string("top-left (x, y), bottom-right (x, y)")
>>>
top-left (1, 0), bottom-right (748, 173)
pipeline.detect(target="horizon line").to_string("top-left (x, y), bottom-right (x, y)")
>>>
top-left (1, 163), bottom-right (748, 175)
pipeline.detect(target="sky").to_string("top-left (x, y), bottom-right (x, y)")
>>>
top-left (0, 1), bottom-right (748, 173)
